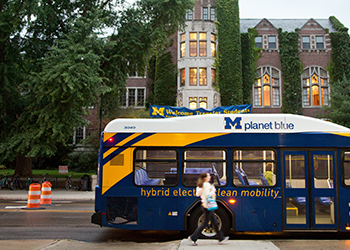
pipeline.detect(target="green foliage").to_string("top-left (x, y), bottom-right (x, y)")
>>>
top-left (154, 51), bottom-right (177, 106)
top-left (278, 29), bottom-right (302, 114)
top-left (329, 31), bottom-right (350, 83)
top-left (216, 0), bottom-right (243, 105)
top-left (0, 0), bottom-right (194, 174)
top-left (322, 77), bottom-right (350, 128)
top-left (241, 28), bottom-right (260, 104)
top-left (329, 16), bottom-right (349, 32)
top-left (66, 151), bottom-right (98, 173)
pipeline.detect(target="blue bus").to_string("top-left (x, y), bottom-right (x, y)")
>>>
top-left (92, 114), bottom-right (350, 237)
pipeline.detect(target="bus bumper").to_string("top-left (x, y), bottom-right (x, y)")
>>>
top-left (91, 212), bottom-right (102, 226)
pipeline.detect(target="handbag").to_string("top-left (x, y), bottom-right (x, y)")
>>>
top-left (206, 196), bottom-right (218, 211)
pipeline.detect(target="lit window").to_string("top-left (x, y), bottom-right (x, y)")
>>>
top-left (302, 66), bottom-right (329, 107)
top-left (268, 36), bottom-right (276, 49)
top-left (302, 36), bottom-right (310, 49)
top-left (211, 34), bottom-right (216, 41)
top-left (199, 68), bottom-right (207, 86)
top-left (199, 41), bottom-right (207, 56)
top-left (199, 97), bottom-right (207, 109)
top-left (180, 69), bottom-right (185, 87)
top-left (190, 41), bottom-right (197, 57)
top-left (211, 42), bottom-right (216, 57)
top-left (190, 32), bottom-right (197, 40)
top-left (190, 68), bottom-right (197, 86)
top-left (254, 67), bottom-right (280, 107)
top-left (180, 33), bottom-right (185, 42)
top-left (180, 42), bottom-right (185, 58)
top-left (189, 97), bottom-right (197, 109)
top-left (199, 32), bottom-right (207, 40)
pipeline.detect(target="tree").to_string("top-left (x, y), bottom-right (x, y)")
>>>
top-left (216, 0), bottom-right (243, 106)
top-left (0, 0), bottom-right (194, 175)
top-left (322, 77), bottom-right (350, 128)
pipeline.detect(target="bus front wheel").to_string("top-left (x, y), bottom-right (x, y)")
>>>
top-left (188, 206), bottom-right (230, 239)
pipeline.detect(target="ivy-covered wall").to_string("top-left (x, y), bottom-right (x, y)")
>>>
top-left (329, 16), bottom-right (350, 83)
top-left (153, 51), bottom-right (177, 106)
top-left (216, 0), bottom-right (243, 106)
top-left (241, 28), bottom-right (259, 105)
top-left (278, 28), bottom-right (302, 114)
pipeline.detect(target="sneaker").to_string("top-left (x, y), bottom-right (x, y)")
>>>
top-left (219, 236), bottom-right (229, 244)
top-left (188, 236), bottom-right (197, 246)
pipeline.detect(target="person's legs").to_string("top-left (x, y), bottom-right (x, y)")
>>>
top-left (189, 207), bottom-right (209, 242)
top-left (208, 210), bottom-right (224, 241)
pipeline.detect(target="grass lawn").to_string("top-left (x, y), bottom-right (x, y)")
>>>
top-left (0, 169), bottom-right (95, 178)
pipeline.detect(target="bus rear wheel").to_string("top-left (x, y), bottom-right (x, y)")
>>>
top-left (188, 206), bottom-right (230, 239)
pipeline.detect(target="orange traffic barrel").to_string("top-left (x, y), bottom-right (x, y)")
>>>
top-left (23, 183), bottom-right (45, 210)
top-left (40, 181), bottom-right (53, 206)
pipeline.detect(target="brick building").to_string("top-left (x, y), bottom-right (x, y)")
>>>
top-left (120, 1), bottom-right (340, 118)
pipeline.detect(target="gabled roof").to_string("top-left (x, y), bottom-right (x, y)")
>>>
top-left (240, 18), bottom-right (336, 33)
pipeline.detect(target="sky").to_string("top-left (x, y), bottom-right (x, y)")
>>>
top-left (123, 0), bottom-right (350, 32)
top-left (239, 0), bottom-right (350, 31)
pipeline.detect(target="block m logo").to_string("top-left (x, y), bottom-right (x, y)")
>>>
top-left (152, 106), bottom-right (165, 117)
top-left (224, 117), bottom-right (242, 130)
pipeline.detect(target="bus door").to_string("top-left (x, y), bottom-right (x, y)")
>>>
top-left (283, 150), bottom-right (337, 230)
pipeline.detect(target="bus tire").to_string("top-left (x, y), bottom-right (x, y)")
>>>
top-left (188, 206), bottom-right (230, 239)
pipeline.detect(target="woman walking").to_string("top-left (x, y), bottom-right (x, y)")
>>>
top-left (188, 172), bottom-right (229, 246)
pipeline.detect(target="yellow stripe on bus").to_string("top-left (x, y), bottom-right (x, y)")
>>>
top-left (102, 147), bottom-right (133, 194)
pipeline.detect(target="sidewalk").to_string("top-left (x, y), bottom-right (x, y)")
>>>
top-left (0, 188), bottom-right (95, 201)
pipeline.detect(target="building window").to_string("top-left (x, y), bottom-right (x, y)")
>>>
top-left (211, 34), bottom-right (216, 41)
top-left (254, 67), bottom-right (281, 107)
top-left (302, 36), bottom-right (310, 49)
top-left (180, 42), bottom-right (185, 58)
top-left (180, 33), bottom-right (185, 42)
top-left (268, 36), bottom-right (276, 49)
top-left (120, 88), bottom-right (146, 108)
top-left (199, 97), bottom-right (207, 109)
top-left (210, 8), bottom-right (215, 21)
top-left (180, 68), bottom-right (185, 87)
top-left (203, 7), bottom-right (208, 20)
top-left (190, 68), bottom-right (197, 86)
top-left (189, 97), bottom-right (197, 109)
top-left (199, 68), bottom-right (207, 86)
top-left (302, 66), bottom-right (329, 107)
top-left (190, 41), bottom-right (197, 57)
top-left (211, 42), bottom-right (216, 57)
top-left (211, 68), bottom-right (216, 86)
top-left (199, 32), bottom-right (206, 40)
top-left (74, 127), bottom-right (84, 144)
top-left (190, 32), bottom-right (197, 40)
top-left (316, 36), bottom-right (324, 49)
top-left (187, 9), bottom-right (193, 20)
top-left (255, 36), bottom-right (262, 48)
top-left (199, 41), bottom-right (207, 57)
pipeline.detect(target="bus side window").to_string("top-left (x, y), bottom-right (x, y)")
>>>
top-left (183, 149), bottom-right (227, 187)
top-left (343, 151), bottom-right (350, 186)
top-left (134, 149), bottom-right (178, 186)
top-left (233, 150), bottom-right (276, 187)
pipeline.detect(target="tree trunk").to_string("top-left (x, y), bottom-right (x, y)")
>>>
top-left (15, 154), bottom-right (33, 177)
